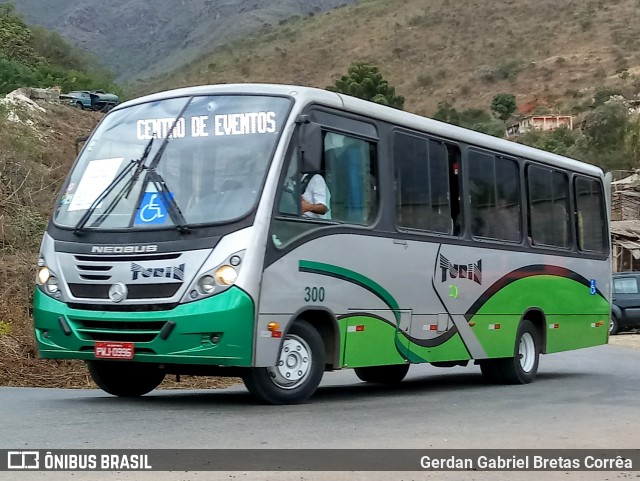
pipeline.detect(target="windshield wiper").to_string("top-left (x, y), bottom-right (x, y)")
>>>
top-left (73, 97), bottom-right (193, 234)
top-left (147, 169), bottom-right (191, 234)
top-left (73, 139), bottom-right (154, 235)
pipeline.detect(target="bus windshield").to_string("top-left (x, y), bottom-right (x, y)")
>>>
top-left (54, 94), bottom-right (292, 230)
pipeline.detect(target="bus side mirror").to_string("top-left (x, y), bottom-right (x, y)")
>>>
top-left (299, 121), bottom-right (322, 173)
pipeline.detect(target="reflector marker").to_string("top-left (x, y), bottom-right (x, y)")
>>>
top-left (348, 325), bottom-right (366, 333)
top-left (549, 323), bottom-right (560, 329)
top-left (488, 323), bottom-right (501, 330)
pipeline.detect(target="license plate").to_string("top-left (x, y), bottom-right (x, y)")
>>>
top-left (94, 341), bottom-right (134, 360)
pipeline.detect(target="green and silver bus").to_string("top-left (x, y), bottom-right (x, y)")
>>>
top-left (34, 84), bottom-right (611, 404)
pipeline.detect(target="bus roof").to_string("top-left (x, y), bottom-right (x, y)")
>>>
top-left (118, 83), bottom-right (604, 178)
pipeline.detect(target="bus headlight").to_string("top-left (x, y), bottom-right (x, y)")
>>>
top-left (198, 275), bottom-right (216, 294)
top-left (45, 276), bottom-right (59, 294)
top-left (215, 265), bottom-right (237, 286)
top-left (37, 266), bottom-right (51, 285)
top-left (182, 251), bottom-right (244, 304)
top-left (36, 260), bottom-right (62, 299)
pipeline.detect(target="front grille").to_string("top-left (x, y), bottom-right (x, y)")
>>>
top-left (79, 274), bottom-right (111, 281)
top-left (74, 319), bottom-right (168, 342)
top-left (68, 302), bottom-right (178, 312)
top-left (68, 283), bottom-right (182, 299)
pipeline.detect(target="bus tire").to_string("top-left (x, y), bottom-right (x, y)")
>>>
top-left (354, 364), bottom-right (409, 384)
top-left (498, 319), bottom-right (540, 384)
top-left (87, 361), bottom-right (165, 397)
top-left (609, 314), bottom-right (619, 335)
top-left (242, 320), bottom-right (325, 405)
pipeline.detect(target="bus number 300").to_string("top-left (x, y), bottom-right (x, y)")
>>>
top-left (304, 286), bottom-right (325, 303)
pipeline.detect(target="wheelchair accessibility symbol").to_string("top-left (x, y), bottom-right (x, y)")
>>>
top-left (135, 192), bottom-right (171, 225)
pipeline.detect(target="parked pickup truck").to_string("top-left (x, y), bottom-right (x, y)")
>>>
top-left (61, 90), bottom-right (119, 112)
top-left (611, 271), bottom-right (640, 334)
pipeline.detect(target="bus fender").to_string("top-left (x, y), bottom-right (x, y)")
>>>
top-left (281, 307), bottom-right (341, 370)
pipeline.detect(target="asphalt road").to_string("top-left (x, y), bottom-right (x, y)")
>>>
top-left (2, 343), bottom-right (639, 480)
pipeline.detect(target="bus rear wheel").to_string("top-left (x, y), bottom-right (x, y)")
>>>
top-left (480, 320), bottom-right (539, 385)
top-left (242, 320), bottom-right (325, 405)
top-left (87, 361), bottom-right (165, 397)
top-left (354, 364), bottom-right (409, 384)
top-left (609, 314), bottom-right (619, 335)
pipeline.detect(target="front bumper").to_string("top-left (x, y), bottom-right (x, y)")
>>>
top-left (33, 287), bottom-right (255, 366)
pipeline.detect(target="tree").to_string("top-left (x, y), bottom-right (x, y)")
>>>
top-left (581, 99), bottom-right (628, 150)
top-left (491, 93), bottom-right (517, 121)
top-left (624, 114), bottom-right (640, 167)
top-left (328, 61), bottom-right (404, 109)
top-left (517, 126), bottom-right (578, 156)
top-left (433, 101), bottom-right (460, 125)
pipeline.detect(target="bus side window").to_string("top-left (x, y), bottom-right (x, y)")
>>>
top-left (393, 132), bottom-right (457, 235)
top-left (575, 176), bottom-right (606, 252)
top-left (527, 165), bottom-right (570, 248)
top-left (324, 132), bottom-right (378, 225)
top-left (468, 150), bottom-right (521, 242)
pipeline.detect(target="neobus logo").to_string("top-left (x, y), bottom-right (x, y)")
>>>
top-left (439, 254), bottom-right (482, 285)
top-left (91, 245), bottom-right (158, 254)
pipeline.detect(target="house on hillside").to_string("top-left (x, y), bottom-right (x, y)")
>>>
top-left (506, 115), bottom-right (573, 136)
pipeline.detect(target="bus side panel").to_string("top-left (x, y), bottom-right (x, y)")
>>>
top-left (340, 314), bottom-right (406, 368)
top-left (469, 275), bottom-right (609, 357)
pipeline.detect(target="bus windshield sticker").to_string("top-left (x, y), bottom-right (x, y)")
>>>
top-left (136, 112), bottom-right (277, 140)
top-left (68, 157), bottom-right (124, 211)
top-left (213, 112), bottom-right (277, 136)
top-left (134, 192), bottom-right (172, 225)
top-left (137, 118), bottom-right (187, 140)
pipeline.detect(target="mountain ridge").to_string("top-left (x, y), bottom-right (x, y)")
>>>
top-left (4, 0), bottom-right (358, 80)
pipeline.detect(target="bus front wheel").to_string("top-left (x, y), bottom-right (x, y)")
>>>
top-left (87, 361), bottom-right (165, 397)
top-left (354, 364), bottom-right (409, 384)
top-left (242, 321), bottom-right (325, 405)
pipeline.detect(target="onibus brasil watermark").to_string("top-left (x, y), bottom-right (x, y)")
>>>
top-left (2, 449), bottom-right (638, 472)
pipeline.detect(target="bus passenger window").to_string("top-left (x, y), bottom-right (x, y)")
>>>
top-left (394, 133), bottom-right (456, 234)
top-left (527, 165), bottom-right (570, 248)
top-left (575, 176), bottom-right (606, 252)
top-left (468, 150), bottom-right (521, 242)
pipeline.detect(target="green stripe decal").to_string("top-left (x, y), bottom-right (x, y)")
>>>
top-left (299, 260), bottom-right (401, 322)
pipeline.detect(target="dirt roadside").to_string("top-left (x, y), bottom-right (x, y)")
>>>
top-left (607, 330), bottom-right (640, 349)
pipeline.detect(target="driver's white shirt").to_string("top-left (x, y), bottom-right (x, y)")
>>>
top-left (302, 174), bottom-right (331, 219)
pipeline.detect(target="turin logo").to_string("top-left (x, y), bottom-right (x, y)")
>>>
top-left (131, 263), bottom-right (185, 281)
top-left (439, 254), bottom-right (482, 285)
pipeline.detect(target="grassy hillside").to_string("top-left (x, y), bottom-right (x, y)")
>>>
top-left (0, 100), bottom-right (98, 386)
top-left (151, 0), bottom-right (640, 118)
top-left (0, 3), bottom-right (121, 95)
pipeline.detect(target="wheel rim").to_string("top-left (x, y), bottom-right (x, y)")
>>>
top-left (267, 334), bottom-right (312, 390)
top-left (609, 318), bottom-right (615, 333)
top-left (518, 332), bottom-right (536, 372)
